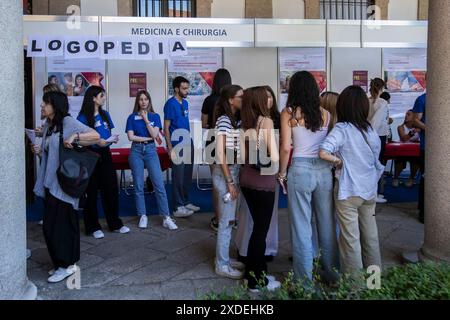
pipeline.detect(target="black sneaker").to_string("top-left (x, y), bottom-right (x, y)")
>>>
top-left (210, 217), bottom-right (218, 232)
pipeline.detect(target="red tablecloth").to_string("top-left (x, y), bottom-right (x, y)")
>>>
top-left (384, 142), bottom-right (420, 159)
top-left (111, 147), bottom-right (171, 171)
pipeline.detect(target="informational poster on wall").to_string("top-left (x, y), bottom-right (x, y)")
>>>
top-left (279, 48), bottom-right (327, 109)
top-left (383, 48), bottom-right (427, 117)
top-left (353, 71), bottom-right (369, 92)
top-left (129, 73), bottom-right (147, 97)
top-left (47, 57), bottom-right (106, 117)
top-left (168, 48), bottom-right (222, 121)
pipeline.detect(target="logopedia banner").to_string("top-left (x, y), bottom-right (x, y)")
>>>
top-left (27, 35), bottom-right (188, 60)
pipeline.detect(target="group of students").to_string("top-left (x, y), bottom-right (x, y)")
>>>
top-left (30, 68), bottom-right (426, 292)
top-left (199, 70), bottom-right (400, 292)
top-left (31, 77), bottom-right (200, 283)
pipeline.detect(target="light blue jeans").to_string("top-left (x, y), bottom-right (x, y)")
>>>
top-left (128, 142), bottom-right (170, 217)
top-left (287, 158), bottom-right (340, 283)
top-left (212, 164), bottom-right (240, 268)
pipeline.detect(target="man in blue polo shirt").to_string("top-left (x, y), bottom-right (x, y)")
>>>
top-left (164, 76), bottom-right (200, 217)
top-left (412, 92), bottom-right (426, 223)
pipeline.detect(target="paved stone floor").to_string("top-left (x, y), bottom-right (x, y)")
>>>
top-left (26, 202), bottom-right (424, 300)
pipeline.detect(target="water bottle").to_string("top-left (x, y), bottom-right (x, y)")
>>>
top-left (222, 192), bottom-right (232, 203)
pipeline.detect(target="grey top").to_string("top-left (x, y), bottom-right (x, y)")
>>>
top-left (33, 116), bottom-right (91, 210)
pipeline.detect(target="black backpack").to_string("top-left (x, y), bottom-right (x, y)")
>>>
top-left (57, 124), bottom-right (99, 198)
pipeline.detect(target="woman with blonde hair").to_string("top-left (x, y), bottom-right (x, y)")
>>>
top-left (320, 91), bottom-right (339, 130)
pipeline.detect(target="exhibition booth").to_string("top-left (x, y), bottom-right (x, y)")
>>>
top-left (23, 16), bottom-right (427, 183)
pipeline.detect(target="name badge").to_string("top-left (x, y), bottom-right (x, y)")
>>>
top-left (149, 122), bottom-right (155, 127)
top-left (184, 109), bottom-right (189, 117)
top-left (94, 120), bottom-right (102, 128)
top-left (134, 115), bottom-right (143, 120)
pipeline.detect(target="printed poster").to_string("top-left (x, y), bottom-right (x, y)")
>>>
top-left (129, 73), bottom-right (147, 97)
top-left (383, 49), bottom-right (427, 117)
top-left (353, 70), bottom-right (369, 92)
top-left (47, 57), bottom-right (106, 117)
top-left (279, 48), bottom-right (327, 110)
top-left (168, 48), bottom-right (222, 121)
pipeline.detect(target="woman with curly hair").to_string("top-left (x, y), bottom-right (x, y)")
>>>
top-left (278, 71), bottom-right (339, 286)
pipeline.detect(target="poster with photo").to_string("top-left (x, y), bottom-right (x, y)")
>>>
top-left (47, 57), bottom-right (106, 116)
top-left (129, 73), bottom-right (147, 97)
top-left (279, 48), bottom-right (327, 109)
top-left (353, 70), bottom-right (369, 92)
top-left (383, 49), bottom-right (427, 118)
top-left (168, 48), bottom-right (223, 121)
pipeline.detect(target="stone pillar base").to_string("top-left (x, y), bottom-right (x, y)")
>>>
top-left (419, 246), bottom-right (450, 263)
top-left (21, 281), bottom-right (38, 300)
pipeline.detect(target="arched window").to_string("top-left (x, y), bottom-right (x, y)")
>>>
top-left (135, 0), bottom-right (197, 17)
top-left (320, 0), bottom-right (376, 20)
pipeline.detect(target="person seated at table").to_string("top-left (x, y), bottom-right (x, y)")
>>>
top-left (392, 109), bottom-right (421, 188)
top-left (126, 90), bottom-right (178, 230)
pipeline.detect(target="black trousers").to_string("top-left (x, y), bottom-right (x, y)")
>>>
top-left (419, 149), bottom-right (425, 223)
top-left (43, 190), bottom-right (80, 269)
top-left (83, 147), bottom-right (123, 234)
top-left (241, 187), bottom-right (275, 289)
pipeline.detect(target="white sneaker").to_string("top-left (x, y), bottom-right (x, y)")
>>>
top-left (47, 266), bottom-right (77, 283)
top-left (38, 220), bottom-right (43, 226)
top-left (115, 226), bottom-right (130, 234)
top-left (376, 195), bottom-right (387, 204)
top-left (185, 203), bottom-right (200, 212)
top-left (248, 277), bottom-right (281, 293)
top-left (139, 215), bottom-right (148, 229)
top-left (163, 217), bottom-right (178, 230)
top-left (230, 258), bottom-right (245, 270)
top-left (173, 206), bottom-right (194, 218)
top-left (93, 230), bottom-right (105, 239)
top-left (215, 264), bottom-right (243, 280)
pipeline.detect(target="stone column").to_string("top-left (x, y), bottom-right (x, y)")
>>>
top-left (32, 0), bottom-right (81, 15)
top-left (304, 0), bottom-right (320, 19)
top-left (374, 0), bottom-right (389, 20)
top-left (419, 0), bottom-right (450, 262)
top-left (0, 0), bottom-right (37, 300)
top-left (418, 0), bottom-right (429, 20)
top-left (118, 0), bottom-right (133, 16)
top-left (245, 0), bottom-right (273, 18)
top-left (197, 0), bottom-right (213, 18)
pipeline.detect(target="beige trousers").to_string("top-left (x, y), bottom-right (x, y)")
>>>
top-left (334, 180), bottom-right (382, 275)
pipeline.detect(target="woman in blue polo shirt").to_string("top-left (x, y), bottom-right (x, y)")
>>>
top-left (126, 90), bottom-right (178, 230)
top-left (77, 86), bottom-right (129, 239)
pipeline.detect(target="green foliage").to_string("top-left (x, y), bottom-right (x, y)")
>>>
top-left (202, 262), bottom-right (450, 300)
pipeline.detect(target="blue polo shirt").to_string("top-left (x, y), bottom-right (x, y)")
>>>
top-left (77, 112), bottom-right (114, 148)
top-left (125, 112), bottom-right (162, 138)
top-left (163, 96), bottom-right (191, 146)
top-left (412, 93), bottom-right (426, 151)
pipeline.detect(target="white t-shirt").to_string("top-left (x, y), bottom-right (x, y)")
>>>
top-left (369, 98), bottom-right (390, 137)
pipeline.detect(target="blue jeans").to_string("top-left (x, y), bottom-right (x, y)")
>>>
top-left (128, 143), bottom-right (170, 217)
top-left (212, 164), bottom-right (240, 268)
top-left (172, 144), bottom-right (194, 209)
top-left (287, 158), bottom-right (340, 283)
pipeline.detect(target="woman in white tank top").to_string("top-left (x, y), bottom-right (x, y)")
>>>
top-left (278, 71), bottom-right (339, 285)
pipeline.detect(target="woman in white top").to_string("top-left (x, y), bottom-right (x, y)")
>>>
top-left (278, 71), bottom-right (339, 285)
top-left (368, 78), bottom-right (391, 203)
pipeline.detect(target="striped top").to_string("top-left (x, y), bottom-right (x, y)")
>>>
top-left (215, 115), bottom-right (241, 163)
